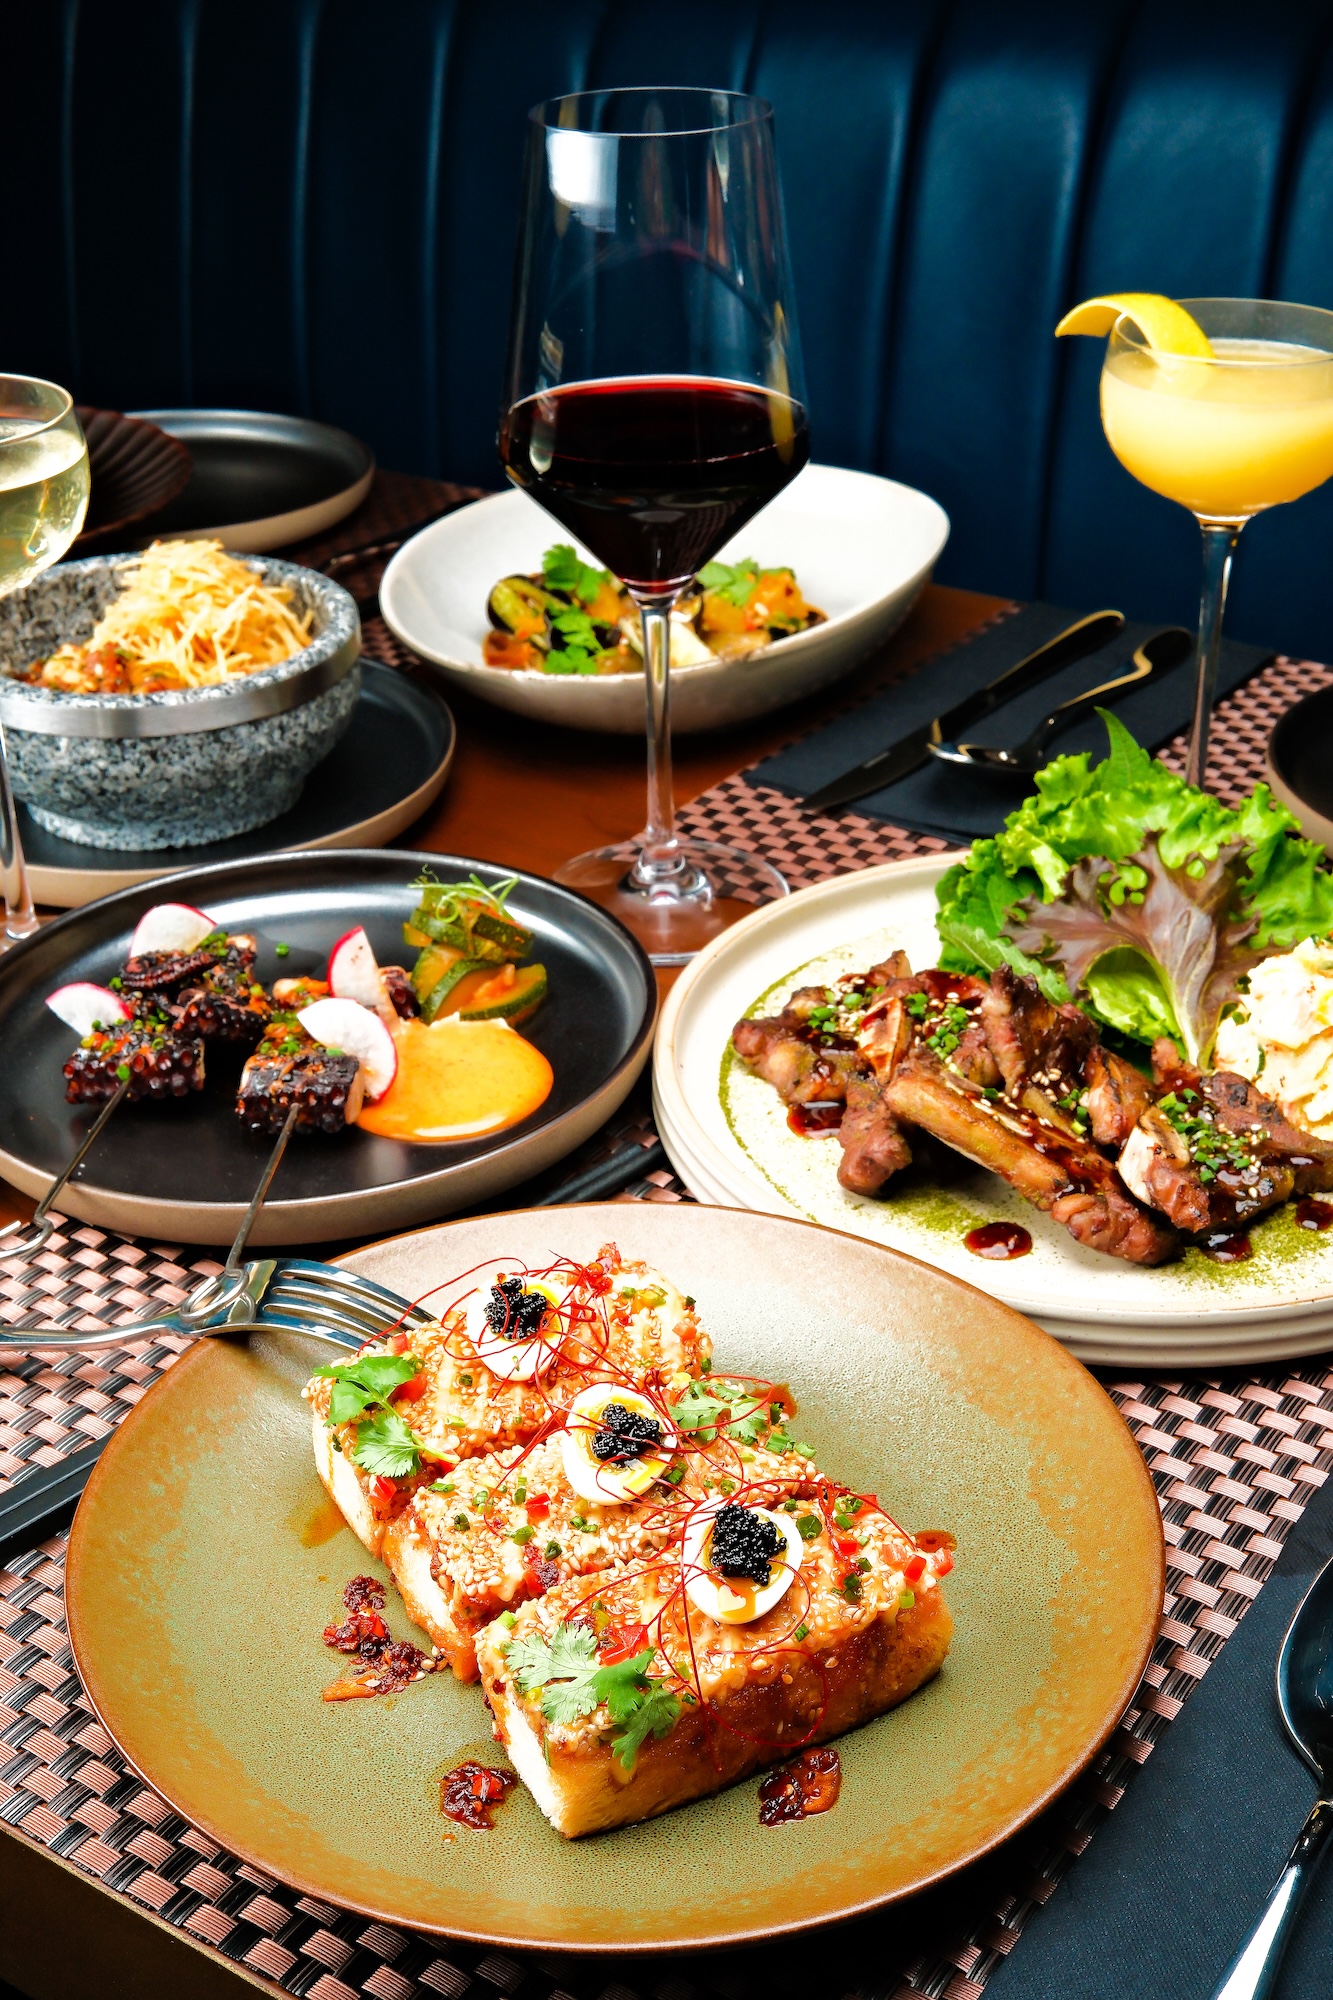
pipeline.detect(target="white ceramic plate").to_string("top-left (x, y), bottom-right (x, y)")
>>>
top-left (379, 462), bottom-right (949, 734)
top-left (653, 856), bottom-right (1333, 1367)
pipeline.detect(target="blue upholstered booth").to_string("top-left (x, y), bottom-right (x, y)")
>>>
top-left (6, 1), bottom-right (1333, 658)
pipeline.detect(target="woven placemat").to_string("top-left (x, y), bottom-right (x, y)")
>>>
top-left (6, 534), bottom-right (1333, 1997)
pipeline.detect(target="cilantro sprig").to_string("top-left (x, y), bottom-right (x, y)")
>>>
top-left (545, 606), bottom-right (609, 677)
top-left (672, 1375), bottom-right (770, 1448)
top-left (314, 1352), bottom-right (424, 1479)
top-left (542, 543), bottom-right (615, 606)
top-left (505, 1620), bottom-right (681, 1770)
top-left (698, 557), bottom-right (760, 607)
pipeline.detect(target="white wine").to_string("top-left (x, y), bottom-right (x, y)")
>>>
top-left (0, 419), bottom-right (90, 597)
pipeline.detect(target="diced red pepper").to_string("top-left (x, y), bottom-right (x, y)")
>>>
top-left (599, 1623), bottom-right (650, 1665)
top-left (524, 1493), bottom-right (551, 1521)
top-left (903, 1553), bottom-right (927, 1584)
top-left (832, 1533), bottom-right (860, 1558)
top-left (373, 1475), bottom-right (398, 1505)
top-left (386, 1331), bottom-right (410, 1355)
top-left (934, 1549), bottom-right (954, 1576)
top-left (392, 1371), bottom-right (429, 1403)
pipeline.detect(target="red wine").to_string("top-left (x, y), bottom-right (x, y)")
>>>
top-left (498, 377), bottom-right (810, 594)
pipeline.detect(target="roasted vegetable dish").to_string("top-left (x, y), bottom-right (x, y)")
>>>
top-left (483, 543), bottom-right (825, 675)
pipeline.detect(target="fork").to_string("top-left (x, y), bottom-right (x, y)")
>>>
top-left (0, 1255), bottom-right (438, 1355)
top-left (0, 1104), bottom-right (433, 1354)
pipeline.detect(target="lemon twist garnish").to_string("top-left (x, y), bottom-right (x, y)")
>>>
top-left (1055, 293), bottom-right (1213, 357)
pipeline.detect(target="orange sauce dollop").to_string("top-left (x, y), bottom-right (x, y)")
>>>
top-left (356, 1018), bottom-right (553, 1143)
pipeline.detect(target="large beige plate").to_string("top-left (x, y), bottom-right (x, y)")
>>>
top-left (66, 1202), bottom-right (1162, 1953)
top-left (654, 856), bottom-right (1333, 1367)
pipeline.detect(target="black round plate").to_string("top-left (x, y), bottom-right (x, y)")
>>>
top-left (127, 409), bottom-right (373, 544)
top-left (1269, 683), bottom-right (1333, 839)
top-left (0, 852), bottom-right (655, 1245)
top-left (21, 664), bottom-right (455, 904)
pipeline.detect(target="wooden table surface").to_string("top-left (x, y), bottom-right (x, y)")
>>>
top-left (0, 577), bottom-right (1002, 1240)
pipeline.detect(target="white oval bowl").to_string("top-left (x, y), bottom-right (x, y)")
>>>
top-left (379, 462), bottom-right (949, 735)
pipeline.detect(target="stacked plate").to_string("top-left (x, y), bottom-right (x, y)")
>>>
top-left (654, 857), bottom-right (1333, 1368)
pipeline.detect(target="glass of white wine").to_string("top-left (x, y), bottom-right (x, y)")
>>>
top-left (0, 377), bottom-right (90, 942)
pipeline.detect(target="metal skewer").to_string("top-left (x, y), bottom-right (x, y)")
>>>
top-left (0, 1103), bottom-right (301, 1349)
top-left (0, 1075), bottom-right (134, 1260)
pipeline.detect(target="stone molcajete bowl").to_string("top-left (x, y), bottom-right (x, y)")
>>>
top-left (0, 553), bottom-right (361, 849)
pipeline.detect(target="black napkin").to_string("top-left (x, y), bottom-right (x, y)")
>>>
top-left (985, 1464), bottom-right (1333, 2000)
top-left (746, 603), bottom-right (1273, 844)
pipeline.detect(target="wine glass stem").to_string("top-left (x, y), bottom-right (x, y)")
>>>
top-left (0, 722), bottom-right (36, 944)
top-left (633, 596), bottom-right (685, 887)
top-left (1188, 519), bottom-right (1244, 789)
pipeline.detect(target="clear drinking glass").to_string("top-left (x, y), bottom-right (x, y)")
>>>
top-left (500, 88), bottom-right (809, 963)
top-left (0, 376), bottom-right (90, 941)
top-left (1099, 299), bottom-right (1333, 786)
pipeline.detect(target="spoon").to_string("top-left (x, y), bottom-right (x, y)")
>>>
top-left (927, 625), bottom-right (1194, 774)
top-left (1209, 1549), bottom-right (1333, 1998)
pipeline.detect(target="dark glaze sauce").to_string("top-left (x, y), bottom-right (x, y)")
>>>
top-left (1201, 1227), bottom-right (1252, 1264)
top-left (1296, 1198), bottom-right (1333, 1231)
top-left (965, 1221), bottom-right (1033, 1260)
top-left (439, 1761), bottom-right (517, 1829)
top-left (759, 1746), bottom-right (843, 1824)
top-left (788, 1102), bottom-right (844, 1137)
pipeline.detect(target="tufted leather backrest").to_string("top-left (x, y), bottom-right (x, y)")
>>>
top-left (6, 0), bottom-right (1333, 657)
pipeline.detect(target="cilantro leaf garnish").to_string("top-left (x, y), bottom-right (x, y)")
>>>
top-left (672, 1375), bottom-right (770, 1446)
top-left (504, 1621), bottom-right (682, 1770)
top-left (698, 557), bottom-right (760, 607)
top-left (314, 1352), bottom-right (424, 1476)
top-left (542, 543), bottom-right (615, 605)
top-left (351, 1409), bottom-right (423, 1477)
top-left (609, 1680), bottom-right (681, 1770)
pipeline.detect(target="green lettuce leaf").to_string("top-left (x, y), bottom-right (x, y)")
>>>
top-left (935, 711), bottom-right (1333, 1058)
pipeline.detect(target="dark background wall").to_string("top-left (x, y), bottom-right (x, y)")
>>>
top-left (5, 0), bottom-right (1333, 657)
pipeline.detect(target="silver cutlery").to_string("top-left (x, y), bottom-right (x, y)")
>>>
top-left (799, 607), bottom-right (1125, 811)
top-left (0, 1104), bottom-right (430, 1354)
top-left (1208, 1548), bottom-right (1333, 1998)
top-left (0, 1073), bottom-right (133, 1261)
top-left (927, 625), bottom-right (1194, 774)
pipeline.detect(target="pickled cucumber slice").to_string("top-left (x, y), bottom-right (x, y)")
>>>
top-left (443, 962), bottom-right (548, 1025)
top-left (420, 957), bottom-right (488, 1023)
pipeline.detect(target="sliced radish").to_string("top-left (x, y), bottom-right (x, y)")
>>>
top-left (327, 926), bottom-right (388, 1014)
top-left (46, 982), bottom-right (131, 1036)
top-left (129, 903), bottom-right (215, 957)
top-left (298, 997), bottom-right (398, 1102)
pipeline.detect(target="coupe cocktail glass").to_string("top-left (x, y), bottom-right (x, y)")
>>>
top-left (0, 377), bottom-right (90, 942)
top-left (1099, 299), bottom-right (1333, 785)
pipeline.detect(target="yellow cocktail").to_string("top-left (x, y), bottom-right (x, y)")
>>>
top-left (1058, 295), bottom-right (1333, 784)
top-left (1100, 335), bottom-right (1333, 519)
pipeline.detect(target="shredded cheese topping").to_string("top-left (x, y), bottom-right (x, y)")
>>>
top-left (27, 540), bottom-right (314, 695)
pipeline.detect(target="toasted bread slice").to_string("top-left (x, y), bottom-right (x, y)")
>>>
top-left (476, 1487), bottom-right (953, 1836)
top-left (384, 1436), bottom-right (809, 1680)
top-left (305, 1244), bottom-right (710, 1556)
top-left (383, 1437), bottom-right (674, 1679)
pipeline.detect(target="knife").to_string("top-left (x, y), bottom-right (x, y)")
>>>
top-left (800, 608), bottom-right (1126, 812)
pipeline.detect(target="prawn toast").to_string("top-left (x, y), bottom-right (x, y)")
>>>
top-left (385, 1433), bottom-right (803, 1681)
top-left (477, 1473), bottom-right (954, 1838)
top-left (305, 1245), bottom-right (711, 1556)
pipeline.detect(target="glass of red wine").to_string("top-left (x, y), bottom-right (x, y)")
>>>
top-left (500, 88), bottom-right (809, 962)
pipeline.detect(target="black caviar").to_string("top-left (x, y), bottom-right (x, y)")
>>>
top-left (710, 1503), bottom-right (783, 1585)
top-left (484, 1276), bottom-right (551, 1341)
top-left (591, 1402), bottom-right (664, 1462)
